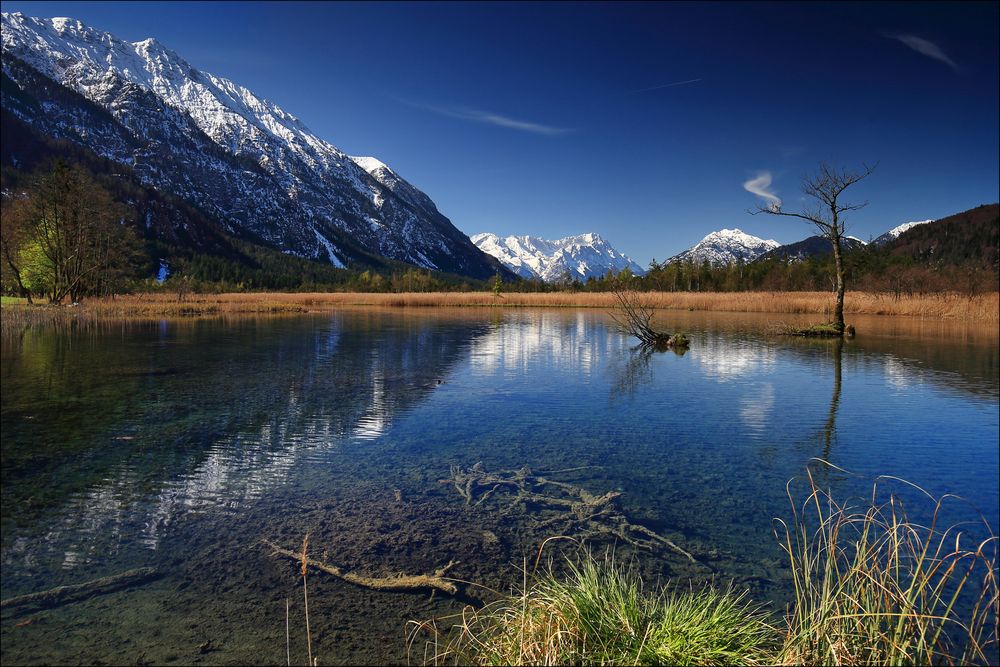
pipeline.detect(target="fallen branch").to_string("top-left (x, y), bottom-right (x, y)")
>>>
top-left (0, 567), bottom-right (159, 615)
top-left (263, 541), bottom-right (460, 596)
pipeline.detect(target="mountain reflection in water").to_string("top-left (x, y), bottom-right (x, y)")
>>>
top-left (1, 312), bottom-right (490, 565)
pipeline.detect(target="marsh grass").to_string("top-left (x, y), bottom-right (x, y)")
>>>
top-left (408, 551), bottom-right (778, 666)
top-left (775, 463), bottom-right (999, 666)
top-left (769, 321), bottom-right (847, 337)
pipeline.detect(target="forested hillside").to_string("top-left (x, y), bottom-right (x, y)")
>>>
top-left (1, 112), bottom-right (486, 298)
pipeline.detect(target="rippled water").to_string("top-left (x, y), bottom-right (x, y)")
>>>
top-left (1, 308), bottom-right (997, 664)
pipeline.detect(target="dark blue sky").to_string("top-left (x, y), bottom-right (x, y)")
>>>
top-left (5, 1), bottom-right (998, 264)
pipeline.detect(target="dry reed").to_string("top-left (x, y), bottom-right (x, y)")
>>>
top-left (775, 462), bottom-right (999, 665)
top-left (2, 290), bottom-right (996, 322)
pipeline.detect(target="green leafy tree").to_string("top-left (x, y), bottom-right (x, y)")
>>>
top-left (1, 198), bottom-right (36, 302)
top-left (4, 161), bottom-right (141, 303)
top-left (18, 238), bottom-right (55, 296)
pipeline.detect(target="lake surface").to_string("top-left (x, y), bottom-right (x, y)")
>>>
top-left (2, 308), bottom-right (998, 665)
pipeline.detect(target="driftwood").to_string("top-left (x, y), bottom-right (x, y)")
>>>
top-left (440, 464), bottom-right (703, 567)
top-left (609, 286), bottom-right (689, 350)
top-left (0, 567), bottom-right (159, 615)
top-left (263, 540), bottom-right (460, 596)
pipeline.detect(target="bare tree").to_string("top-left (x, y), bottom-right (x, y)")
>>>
top-left (750, 162), bottom-right (876, 334)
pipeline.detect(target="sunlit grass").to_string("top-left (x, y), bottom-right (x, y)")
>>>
top-left (409, 551), bottom-right (779, 666)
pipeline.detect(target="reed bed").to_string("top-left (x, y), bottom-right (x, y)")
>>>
top-left (2, 290), bottom-right (996, 321)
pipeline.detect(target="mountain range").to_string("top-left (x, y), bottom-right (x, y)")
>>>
top-left (663, 221), bottom-right (942, 268)
top-left (471, 232), bottom-right (645, 282)
top-left (0, 12), bottom-right (509, 279)
top-left (881, 204), bottom-right (998, 270)
top-left (472, 212), bottom-right (985, 283)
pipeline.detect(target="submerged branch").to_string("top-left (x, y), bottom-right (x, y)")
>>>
top-left (442, 464), bottom-right (705, 568)
top-left (0, 567), bottom-right (160, 615)
top-left (263, 540), bottom-right (461, 596)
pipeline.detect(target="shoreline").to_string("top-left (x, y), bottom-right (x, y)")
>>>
top-left (1, 290), bottom-right (997, 323)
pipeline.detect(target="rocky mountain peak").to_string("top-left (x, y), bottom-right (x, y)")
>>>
top-left (668, 228), bottom-right (779, 265)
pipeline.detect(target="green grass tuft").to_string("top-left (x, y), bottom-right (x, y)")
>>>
top-left (409, 551), bottom-right (778, 666)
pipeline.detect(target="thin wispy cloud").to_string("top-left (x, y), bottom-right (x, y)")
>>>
top-left (629, 78), bottom-right (702, 94)
top-left (743, 171), bottom-right (782, 210)
top-left (397, 98), bottom-right (572, 136)
top-left (887, 33), bottom-right (961, 72)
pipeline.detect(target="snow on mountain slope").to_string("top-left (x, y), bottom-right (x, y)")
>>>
top-left (349, 155), bottom-right (441, 221)
top-left (872, 220), bottom-right (933, 246)
top-left (668, 229), bottom-right (779, 265)
top-left (1, 12), bottom-right (505, 278)
top-left (472, 232), bottom-right (645, 282)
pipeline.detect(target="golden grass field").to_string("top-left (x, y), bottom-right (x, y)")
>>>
top-left (1, 290), bottom-right (997, 323)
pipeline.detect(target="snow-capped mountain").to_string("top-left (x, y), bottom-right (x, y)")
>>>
top-left (667, 229), bottom-right (779, 265)
top-left (872, 219), bottom-right (933, 246)
top-left (471, 232), bottom-right (645, 282)
top-left (1, 12), bottom-right (507, 278)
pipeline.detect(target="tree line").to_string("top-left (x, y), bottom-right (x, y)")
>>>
top-left (498, 244), bottom-right (996, 298)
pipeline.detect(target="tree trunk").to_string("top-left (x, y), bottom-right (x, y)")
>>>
top-left (2, 255), bottom-right (33, 304)
top-left (831, 235), bottom-right (845, 334)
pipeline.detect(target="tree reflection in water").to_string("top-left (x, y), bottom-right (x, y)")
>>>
top-left (610, 343), bottom-right (686, 401)
top-left (821, 338), bottom-right (843, 461)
